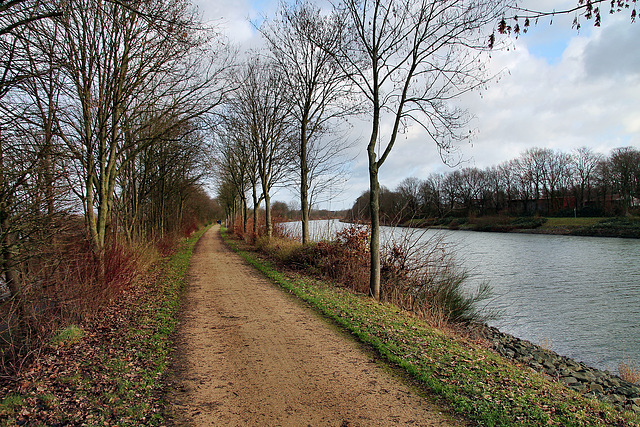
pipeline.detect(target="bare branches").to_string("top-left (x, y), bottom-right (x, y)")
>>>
top-left (327, 0), bottom-right (510, 299)
top-left (224, 58), bottom-right (296, 239)
top-left (497, 0), bottom-right (637, 37)
top-left (260, 0), bottom-right (358, 243)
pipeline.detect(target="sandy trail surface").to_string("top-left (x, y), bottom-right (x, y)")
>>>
top-left (167, 226), bottom-right (459, 426)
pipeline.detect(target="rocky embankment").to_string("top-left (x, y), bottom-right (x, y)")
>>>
top-left (483, 326), bottom-right (640, 413)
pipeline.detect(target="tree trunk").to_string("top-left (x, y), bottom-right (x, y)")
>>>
top-left (300, 121), bottom-right (310, 245)
top-left (265, 191), bottom-right (272, 240)
top-left (241, 195), bottom-right (248, 234)
top-left (251, 181), bottom-right (260, 240)
top-left (368, 151), bottom-right (381, 301)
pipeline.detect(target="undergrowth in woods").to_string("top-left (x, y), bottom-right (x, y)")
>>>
top-left (0, 227), bottom-right (207, 426)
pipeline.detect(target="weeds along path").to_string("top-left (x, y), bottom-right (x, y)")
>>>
top-left (167, 225), bottom-right (458, 426)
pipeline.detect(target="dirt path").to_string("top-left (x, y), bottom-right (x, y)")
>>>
top-left (167, 226), bottom-right (459, 426)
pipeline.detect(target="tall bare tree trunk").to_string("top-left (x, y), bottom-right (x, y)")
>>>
top-left (242, 196), bottom-right (248, 233)
top-left (300, 121), bottom-right (310, 244)
top-left (368, 152), bottom-right (381, 301)
top-left (252, 183), bottom-right (260, 240)
top-left (265, 191), bottom-right (272, 240)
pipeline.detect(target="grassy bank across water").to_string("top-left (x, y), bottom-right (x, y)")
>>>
top-left (222, 228), bottom-right (639, 426)
top-left (405, 216), bottom-right (640, 238)
top-left (0, 227), bottom-right (208, 426)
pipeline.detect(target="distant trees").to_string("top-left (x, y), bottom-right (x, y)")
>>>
top-left (608, 147), bottom-right (640, 215)
top-left (572, 147), bottom-right (602, 209)
top-left (219, 58), bottom-right (295, 240)
top-left (347, 146), bottom-right (640, 222)
top-left (54, 0), bottom-right (228, 259)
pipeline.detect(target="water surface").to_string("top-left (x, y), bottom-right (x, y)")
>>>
top-left (284, 220), bottom-right (640, 372)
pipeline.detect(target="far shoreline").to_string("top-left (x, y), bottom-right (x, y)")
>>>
top-left (332, 216), bottom-right (640, 239)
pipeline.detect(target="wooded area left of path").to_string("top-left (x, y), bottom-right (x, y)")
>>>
top-left (165, 225), bottom-right (458, 426)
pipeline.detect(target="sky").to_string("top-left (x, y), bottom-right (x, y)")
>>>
top-left (195, 0), bottom-right (640, 211)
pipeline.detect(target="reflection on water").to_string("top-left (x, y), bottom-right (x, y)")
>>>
top-left (283, 219), bottom-right (640, 372)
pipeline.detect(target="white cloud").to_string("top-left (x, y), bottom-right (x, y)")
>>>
top-left (453, 15), bottom-right (640, 170)
top-left (193, 0), bottom-right (255, 44)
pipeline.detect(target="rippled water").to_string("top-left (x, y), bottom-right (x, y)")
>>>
top-left (284, 220), bottom-right (640, 372)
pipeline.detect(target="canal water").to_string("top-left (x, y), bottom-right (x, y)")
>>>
top-left (283, 219), bottom-right (640, 373)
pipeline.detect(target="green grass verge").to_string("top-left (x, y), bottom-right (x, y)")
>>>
top-left (222, 228), bottom-right (639, 426)
top-left (95, 227), bottom-right (207, 425)
top-left (542, 218), bottom-right (605, 228)
top-left (570, 217), bottom-right (640, 238)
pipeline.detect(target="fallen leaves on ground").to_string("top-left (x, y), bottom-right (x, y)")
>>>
top-left (0, 273), bottom-right (169, 426)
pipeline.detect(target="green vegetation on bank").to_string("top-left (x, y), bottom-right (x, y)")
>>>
top-left (568, 217), bottom-right (640, 238)
top-left (0, 227), bottom-right (208, 426)
top-left (222, 228), bottom-right (639, 426)
top-left (405, 216), bottom-right (640, 238)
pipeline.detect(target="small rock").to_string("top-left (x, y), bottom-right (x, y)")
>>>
top-left (573, 371), bottom-right (595, 382)
top-left (590, 383), bottom-right (604, 393)
top-left (604, 394), bottom-right (626, 404)
top-left (570, 383), bottom-right (587, 393)
top-left (616, 385), bottom-right (637, 396)
top-left (560, 368), bottom-right (574, 377)
top-left (607, 378), bottom-right (621, 388)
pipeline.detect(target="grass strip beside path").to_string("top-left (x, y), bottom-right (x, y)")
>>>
top-left (223, 230), bottom-right (639, 426)
top-left (0, 227), bottom-right (207, 426)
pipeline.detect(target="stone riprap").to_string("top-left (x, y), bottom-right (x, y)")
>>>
top-left (482, 326), bottom-right (640, 413)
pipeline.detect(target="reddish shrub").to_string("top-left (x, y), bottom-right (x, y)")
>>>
top-left (0, 231), bottom-right (144, 375)
top-left (314, 225), bottom-right (371, 293)
top-left (181, 220), bottom-right (199, 238)
top-left (156, 235), bottom-right (177, 257)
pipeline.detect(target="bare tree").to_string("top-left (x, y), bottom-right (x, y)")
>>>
top-left (608, 146), bottom-right (640, 215)
top-left (260, 1), bottom-right (356, 244)
top-left (229, 58), bottom-right (295, 240)
top-left (540, 149), bottom-right (573, 214)
top-left (331, 0), bottom-right (509, 300)
top-left (497, 0), bottom-right (637, 37)
top-left (0, 0), bottom-right (62, 101)
top-left (396, 177), bottom-right (422, 219)
top-left (497, 160), bottom-right (518, 213)
top-left (213, 118), bottom-right (254, 233)
top-left (0, 7), bottom-right (72, 304)
top-left (572, 146), bottom-right (603, 209)
top-left (517, 147), bottom-right (546, 212)
top-left (52, 0), bottom-right (230, 264)
top-left (116, 117), bottom-right (211, 241)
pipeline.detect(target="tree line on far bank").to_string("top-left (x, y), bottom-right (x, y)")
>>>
top-left (347, 146), bottom-right (640, 224)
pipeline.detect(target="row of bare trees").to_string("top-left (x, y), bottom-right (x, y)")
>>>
top-left (213, 2), bottom-right (354, 244)
top-left (1, 0), bottom-right (228, 363)
top-left (212, 0), bottom-right (513, 301)
top-left (193, 0), bottom-right (636, 308)
top-left (348, 146), bottom-right (640, 222)
top-left (213, 0), bottom-right (636, 301)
